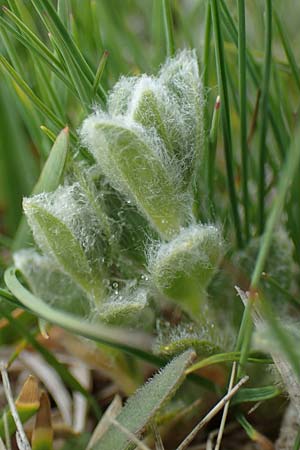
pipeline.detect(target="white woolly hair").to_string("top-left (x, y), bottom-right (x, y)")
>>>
top-left (126, 75), bottom-right (191, 171)
top-left (23, 183), bottom-right (104, 266)
top-left (158, 49), bottom-right (205, 164)
top-left (147, 224), bottom-right (223, 287)
top-left (13, 249), bottom-right (92, 316)
top-left (80, 111), bottom-right (193, 234)
top-left (84, 49), bottom-right (205, 185)
top-left (107, 75), bottom-right (139, 116)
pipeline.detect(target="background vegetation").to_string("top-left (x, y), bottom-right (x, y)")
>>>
top-left (0, 0), bottom-right (300, 449)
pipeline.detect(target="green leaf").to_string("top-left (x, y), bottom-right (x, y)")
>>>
top-left (98, 288), bottom-right (149, 325)
top-left (23, 194), bottom-right (105, 302)
top-left (3, 266), bottom-right (153, 359)
top-left (231, 385), bottom-right (281, 406)
top-left (149, 224), bottom-right (223, 316)
top-left (81, 117), bottom-right (189, 239)
top-left (13, 127), bottom-right (69, 251)
top-left (186, 352), bottom-right (273, 374)
top-left (92, 349), bottom-right (195, 450)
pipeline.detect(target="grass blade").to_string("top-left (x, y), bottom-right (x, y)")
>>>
top-left (258, 0), bottom-right (272, 234)
top-left (237, 0), bottom-right (250, 241)
top-left (13, 127), bottom-right (69, 251)
top-left (210, 0), bottom-right (243, 248)
top-left (161, 0), bottom-right (175, 57)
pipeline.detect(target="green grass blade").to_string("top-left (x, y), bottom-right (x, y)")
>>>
top-left (4, 266), bottom-right (153, 357)
top-left (220, 0), bottom-right (288, 158)
top-left (210, 0), bottom-right (243, 248)
top-left (93, 50), bottom-right (109, 97)
top-left (237, 124), bottom-right (300, 374)
top-left (231, 385), bottom-right (281, 405)
top-left (237, 0), bottom-right (250, 241)
top-left (186, 351), bottom-right (272, 374)
top-left (161, 0), bottom-right (175, 57)
top-left (30, 0), bottom-right (106, 102)
top-left (275, 11), bottom-right (300, 93)
top-left (13, 127), bottom-right (69, 251)
top-left (258, 0), bottom-right (272, 234)
top-left (0, 55), bottom-right (66, 132)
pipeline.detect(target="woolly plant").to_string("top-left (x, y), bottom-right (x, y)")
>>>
top-left (15, 49), bottom-right (227, 356)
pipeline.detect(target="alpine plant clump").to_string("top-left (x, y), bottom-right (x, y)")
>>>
top-left (16, 49), bottom-right (228, 356)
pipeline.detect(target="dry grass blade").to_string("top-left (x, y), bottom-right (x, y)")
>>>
top-left (70, 364), bottom-right (90, 433)
top-left (19, 351), bottom-right (72, 426)
top-left (108, 417), bottom-right (152, 450)
top-left (213, 362), bottom-right (237, 450)
top-left (87, 395), bottom-right (122, 450)
top-left (0, 363), bottom-right (32, 450)
top-left (151, 422), bottom-right (165, 450)
top-left (176, 375), bottom-right (249, 450)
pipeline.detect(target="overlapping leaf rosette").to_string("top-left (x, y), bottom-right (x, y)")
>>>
top-left (15, 50), bottom-right (228, 356)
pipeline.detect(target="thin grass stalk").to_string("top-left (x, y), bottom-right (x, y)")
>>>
top-left (237, 0), bottom-right (250, 242)
top-left (161, 0), bottom-right (175, 57)
top-left (210, 0), bottom-right (243, 248)
top-left (275, 11), bottom-right (300, 93)
top-left (220, 0), bottom-right (288, 159)
top-left (237, 124), bottom-right (300, 376)
top-left (258, 0), bottom-right (272, 234)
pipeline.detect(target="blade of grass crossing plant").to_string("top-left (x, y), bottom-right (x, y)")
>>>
top-left (161, 0), bottom-right (175, 57)
top-left (237, 124), bottom-right (300, 375)
top-left (13, 128), bottom-right (69, 251)
top-left (31, 392), bottom-right (53, 450)
top-left (0, 374), bottom-right (39, 441)
top-left (258, 0), bottom-right (272, 234)
top-left (1, 277), bottom-right (216, 393)
top-left (237, 0), bottom-right (250, 241)
top-left (186, 351), bottom-right (272, 374)
top-left (4, 266), bottom-right (153, 356)
top-left (91, 350), bottom-right (196, 450)
top-left (0, 305), bottom-right (102, 421)
top-left (210, 0), bottom-right (243, 248)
